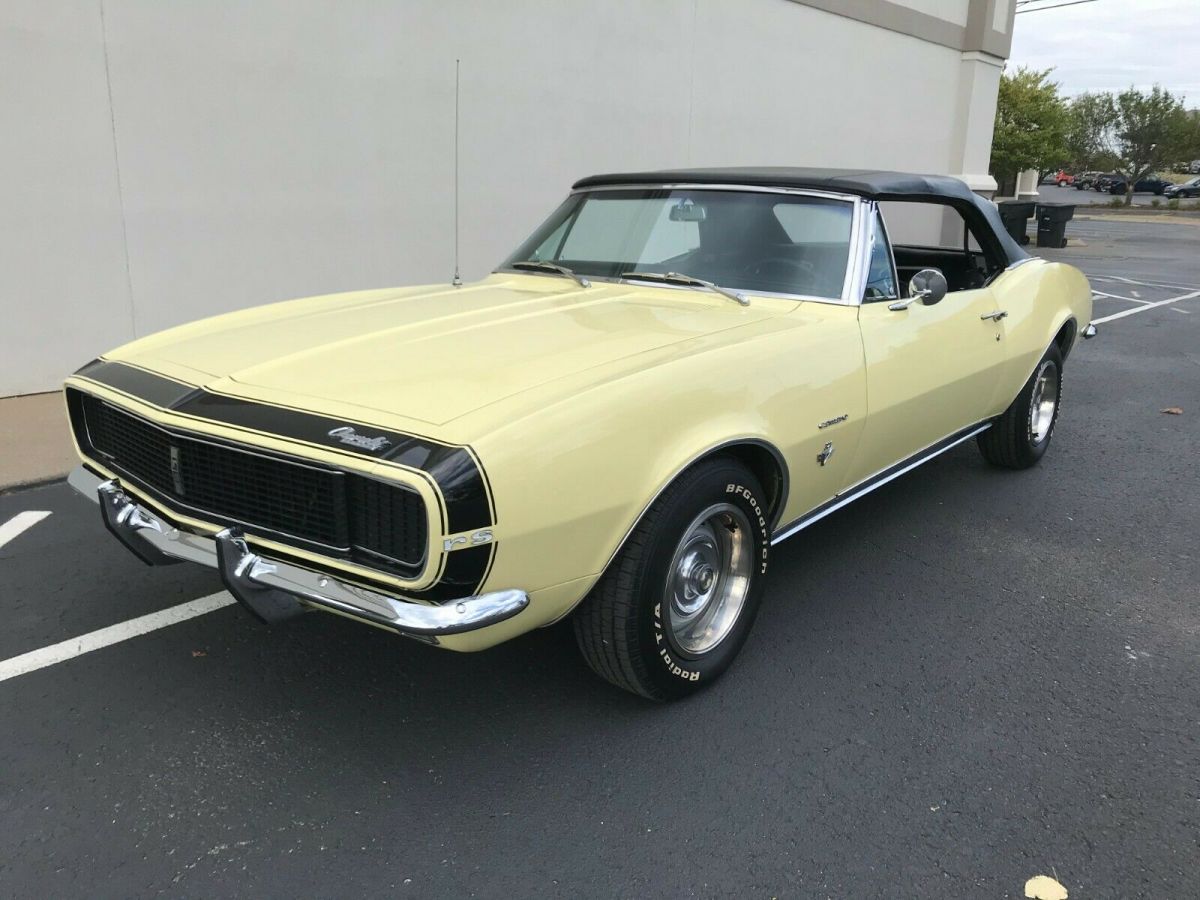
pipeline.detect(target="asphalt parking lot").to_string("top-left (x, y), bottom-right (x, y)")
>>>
top-left (1037, 182), bottom-right (1192, 208)
top-left (2, 218), bottom-right (1198, 898)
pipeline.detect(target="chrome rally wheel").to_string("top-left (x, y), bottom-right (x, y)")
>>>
top-left (1028, 359), bottom-right (1060, 445)
top-left (978, 342), bottom-right (1064, 469)
top-left (665, 503), bottom-right (753, 656)
top-left (573, 457), bottom-right (770, 700)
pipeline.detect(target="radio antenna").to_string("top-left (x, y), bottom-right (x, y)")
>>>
top-left (451, 58), bottom-right (462, 287)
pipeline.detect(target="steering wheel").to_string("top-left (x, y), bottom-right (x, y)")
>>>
top-left (743, 257), bottom-right (816, 289)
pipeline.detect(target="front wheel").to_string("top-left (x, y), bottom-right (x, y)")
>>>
top-left (977, 343), bottom-right (1064, 469)
top-left (573, 456), bottom-right (770, 700)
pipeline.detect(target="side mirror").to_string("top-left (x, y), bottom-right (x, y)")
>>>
top-left (908, 268), bottom-right (948, 306)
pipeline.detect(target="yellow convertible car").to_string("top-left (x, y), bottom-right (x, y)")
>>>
top-left (65, 168), bottom-right (1094, 699)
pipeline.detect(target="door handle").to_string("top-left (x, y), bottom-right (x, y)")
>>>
top-left (980, 310), bottom-right (1008, 321)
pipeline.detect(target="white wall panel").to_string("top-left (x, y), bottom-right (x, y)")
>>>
top-left (2, 0), bottom-right (996, 395)
top-left (0, 1), bottom-right (135, 396)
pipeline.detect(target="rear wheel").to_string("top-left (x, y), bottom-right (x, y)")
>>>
top-left (573, 457), bottom-right (770, 700)
top-left (977, 343), bottom-right (1063, 469)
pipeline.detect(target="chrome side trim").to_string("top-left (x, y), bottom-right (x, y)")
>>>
top-left (71, 469), bottom-right (528, 639)
top-left (842, 196), bottom-right (870, 306)
top-left (771, 423), bottom-right (991, 545)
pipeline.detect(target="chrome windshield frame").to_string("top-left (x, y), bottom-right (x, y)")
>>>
top-left (495, 183), bottom-right (871, 307)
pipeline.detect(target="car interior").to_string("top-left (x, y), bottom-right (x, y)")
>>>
top-left (879, 200), bottom-right (1005, 298)
top-left (532, 191), bottom-right (855, 299)
top-left (623, 195), bottom-right (855, 299)
top-left (516, 190), bottom-right (1009, 303)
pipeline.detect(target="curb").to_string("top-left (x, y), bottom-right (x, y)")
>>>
top-left (0, 473), bottom-right (70, 497)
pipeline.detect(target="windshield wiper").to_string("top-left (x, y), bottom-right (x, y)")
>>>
top-left (620, 271), bottom-right (749, 306)
top-left (509, 260), bottom-right (591, 288)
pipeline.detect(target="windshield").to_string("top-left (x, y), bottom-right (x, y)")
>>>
top-left (502, 188), bottom-right (855, 300)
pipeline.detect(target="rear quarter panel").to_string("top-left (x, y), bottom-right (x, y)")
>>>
top-left (991, 259), bottom-right (1092, 412)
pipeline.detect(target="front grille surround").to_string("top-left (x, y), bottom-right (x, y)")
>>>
top-left (69, 389), bottom-right (429, 577)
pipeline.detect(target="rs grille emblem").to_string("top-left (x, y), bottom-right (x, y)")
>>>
top-left (327, 426), bottom-right (392, 452)
top-left (169, 445), bottom-right (185, 495)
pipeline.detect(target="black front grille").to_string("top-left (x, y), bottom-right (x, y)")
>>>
top-left (350, 477), bottom-right (429, 567)
top-left (82, 394), bottom-right (176, 495)
top-left (179, 436), bottom-right (348, 548)
top-left (72, 391), bottom-right (427, 571)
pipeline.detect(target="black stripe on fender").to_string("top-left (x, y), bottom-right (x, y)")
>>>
top-left (72, 359), bottom-right (498, 595)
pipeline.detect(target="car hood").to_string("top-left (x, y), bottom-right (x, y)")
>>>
top-left (108, 274), bottom-right (794, 427)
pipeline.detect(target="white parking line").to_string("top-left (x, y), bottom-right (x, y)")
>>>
top-left (1092, 290), bottom-right (1200, 325)
top-left (1092, 290), bottom-right (1152, 305)
top-left (0, 511), bottom-right (52, 550)
top-left (0, 591), bottom-right (235, 683)
top-left (1086, 273), bottom-right (1199, 292)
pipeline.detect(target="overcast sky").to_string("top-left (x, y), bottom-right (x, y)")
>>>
top-left (1008, 0), bottom-right (1199, 101)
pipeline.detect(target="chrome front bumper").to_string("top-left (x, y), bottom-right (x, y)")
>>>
top-left (69, 466), bottom-right (528, 640)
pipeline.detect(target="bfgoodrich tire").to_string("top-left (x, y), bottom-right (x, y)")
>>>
top-left (573, 456), bottom-right (771, 700)
top-left (977, 343), bottom-right (1064, 469)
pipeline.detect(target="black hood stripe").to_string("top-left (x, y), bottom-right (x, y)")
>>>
top-left (74, 359), bottom-right (199, 409)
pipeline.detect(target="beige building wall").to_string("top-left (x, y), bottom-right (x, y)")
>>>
top-left (1, 0), bottom-right (1014, 397)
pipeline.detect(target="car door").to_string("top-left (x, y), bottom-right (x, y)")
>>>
top-left (842, 205), bottom-right (1008, 488)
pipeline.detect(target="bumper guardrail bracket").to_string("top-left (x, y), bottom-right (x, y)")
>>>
top-left (215, 528), bottom-right (309, 625)
top-left (72, 468), bottom-right (529, 639)
top-left (97, 479), bottom-right (182, 567)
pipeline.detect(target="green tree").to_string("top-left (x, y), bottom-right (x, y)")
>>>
top-left (990, 67), bottom-right (1069, 194)
top-left (1065, 92), bottom-right (1118, 172)
top-left (1175, 109), bottom-right (1200, 168)
top-left (1107, 86), bottom-right (1189, 205)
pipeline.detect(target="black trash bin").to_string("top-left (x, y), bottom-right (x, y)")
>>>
top-left (1036, 203), bottom-right (1076, 248)
top-left (997, 200), bottom-right (1036, 246)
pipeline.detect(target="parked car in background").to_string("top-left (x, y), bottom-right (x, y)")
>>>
top-left (1109, 175), bottom-right (1171, 196)
top-left (1073, 171), bottom-right (1103, 190)
top-left (63, 168), bottom-right (1095, 699)
top-left (1092, 173), bottom-right (1119, 192)
top-left (1053, 170), bottom-right (1074, 187)
top-left (1164, 176), bottom-right (1200, 199)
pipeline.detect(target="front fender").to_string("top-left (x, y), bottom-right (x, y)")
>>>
top-left (464, 306), bottom-right (866, 633)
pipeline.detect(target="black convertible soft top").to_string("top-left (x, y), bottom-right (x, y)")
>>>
top-left (572, 167), bottom-right (1030, 266)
